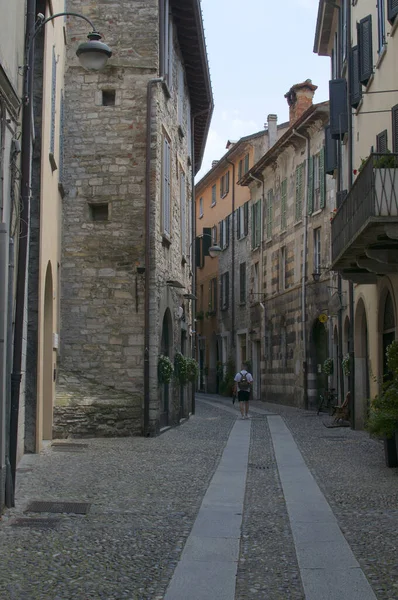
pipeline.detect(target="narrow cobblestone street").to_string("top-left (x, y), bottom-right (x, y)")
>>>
top-left (0, 396), bottom-right (397, 600)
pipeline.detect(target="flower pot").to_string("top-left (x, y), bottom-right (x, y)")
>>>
top-left (383, 435), bottom-right (398, 468)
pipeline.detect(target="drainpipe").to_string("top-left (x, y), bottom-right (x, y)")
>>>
top-left (293, 128), bottom-right (310, 409)
top-left (226, 158), bottom-right (236, 358)
top-left (144, 77), bottom-right (164, 437)
top-left (346, 0), bottom-right (355, 429)
top-left (191, 113), bottom-right (196, 415)
top-left (9, 0), bottom-right (36, 489)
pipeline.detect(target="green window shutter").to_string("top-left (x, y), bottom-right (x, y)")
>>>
top-left (295, 164), bottom-right (303, 221)
top-left (256, 200), bottom-right (261, 247)
top-left (244, 202), bottom-right (249, 236)
top-left (281, 179), bottom-right (287, 230)
top-left (251, 204), bottom-right (255, 249)
top-left (320, 147), bottom-right (326, 209)
top-left (237, 207), bottom-right (241, 239)
top-left (267, 190), bottom-right (273, 239)
top-left (307, 156), bottom-right (314, 215)
top-left (244, 154), bottom-right (249, 173)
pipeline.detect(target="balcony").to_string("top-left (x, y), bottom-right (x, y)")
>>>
top-left (331, 153), bottom-right (398, 283)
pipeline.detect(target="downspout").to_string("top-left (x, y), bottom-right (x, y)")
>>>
top-left (191, 113), bottom-right (196, 416)
top-left (346, 0), bottom-right (355, 428)
top-left (226, 158), bottom-right (236, 356)
top-left (9, 0), bottom-right (36, 490)
top-left (144, 77), bottom-right (164, 437)
top-left (293, 128), bottom-right (310, 409)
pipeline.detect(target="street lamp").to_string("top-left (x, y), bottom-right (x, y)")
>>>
top-left (8, 10), bottom-right (112, 505)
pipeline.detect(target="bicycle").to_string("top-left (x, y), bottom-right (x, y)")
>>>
top-left (317, 389), bottom-right (338, 416)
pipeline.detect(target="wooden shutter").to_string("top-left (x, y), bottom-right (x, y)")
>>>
top-left (244, 202), bottom-right (249, 236)
top-left (281, 179), bottom-right (287, 230)
top-left (211, 185), bottom-right (216, 205)
top-left (350, 46), bottom-right (362, 109)
top-left (226, 170), bottom-right (230, 193)
top-left (267, 190), bottom-right (273, 239)
top-left (325, 126), bottom-right (337, 175)
top-left (320, 147), bottom-right (326, 209)
top-left (237, 207), bottom-right (241, 239)
top-left (329, 79), bottom-right (348, 140)
top-left (238, 160), bottom-right (243, 180)
top-left (225, 216), bottom-right (230, 249)
top-left (162, 137), bottom-right (171, 236)
top-left (251, 204), bottom-right (255, 249)
top-left (307, 156), bottom-right (314, 215)
top-left (295, 164), bottom-right (303, 221)
top-left (358, 15), bottom-right (373, 86)
top-left (392, 104), bottom-right (398, 152)
top-left (225, 271), bottom-right (230, 308)
top-left (195, 237), bottom-right (202, 268)
top-left (220, 276), bottom-right (223, 310)
top-left (219, 220), bottom-right (223, 248)
top-left (376, 130), bottom-right (388, 153)
top-left (203, 227), bottom-right (212, 258)
top-left (388, 0), bottom-right (398, 24)
top-left (244, 154), bottom-right (249, 174)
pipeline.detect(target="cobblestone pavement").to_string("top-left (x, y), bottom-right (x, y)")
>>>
top-left (1, 396), bottom-right (398, 600)
top-left (0, 402), bottom-right (235, 600)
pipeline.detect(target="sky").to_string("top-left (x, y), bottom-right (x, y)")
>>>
top-left (196, 0), bottom-right (331, 181)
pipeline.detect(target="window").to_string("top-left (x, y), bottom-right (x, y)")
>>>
top-left (199, 197), bottom-right (203, 218)
top-left (281, 179), bottom-right (287, 230)
top-left (219, 216), bottom-right (230, 249)
top-left (308, 151), bottom-right (326, 215)
top-left (162, 136), bottom-right (171, 237)
top-left (180, 170), bottom-right (186, 254)
top-left (314, 228), bottom-right (321, 275)
top-left (211, 184), bottom-right (216, 206)
top-left (377, 0), bottom-right (386, 54)
top-left (295, 164), bottom-right (304, 222)
top-left (358, 15), bottom-right (373, 86)
top-left (376, 130), bottom-right (388, 153)
top-left (237, 202), bottom-right (249, 239)
top-left (238, 159), bottom-right (243, 180)
top-left (102, 90), bottom-right (116, 106)
top-left (209, 278), bottom-right (217, 312)
top-left (160, 0), bottom-right (173, 89)
top-left (244, 153), bottom-right (249, 174)
top-left (266, 190), bottom-right (273, 239)
top-left (340, 0), bottom-right (347, 66)
top-left (220, 272), bottom-right (229, 310)
top-left (89, 203), bottom-right (109, 221)
top-left (253, 262), bottom-right (259, 298)
top-left (280, 247), bottom-right (286, 291)
top-left (392, 104), bottom-right (398, 152)
top-left (178, 63), bottom-right (184, 129)
top-left (350, 46), bottom-right (362, 109)
top-left (240, 262), bottom-right (246, 304)
top-left (251, 200), bottom-right (261, 249)
top-left (329, 79), bottom-right (348, 140)
top-left (220, 171), bottom-right (230, 198)
top-left (211, 225), bottom-right (217, 244)
top-left (388, 0), bottom-right (398, 25)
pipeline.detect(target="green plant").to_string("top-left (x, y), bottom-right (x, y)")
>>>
top-left (186, 357), bottom-right (199, 383)
top-left (342, 353), bottom-right (351, 377)
top-left (374, 151), bottom-right (398, 169)
top-left (358, 157), bottom-right (368, 173)
top-left (195, 311), bottom-right (204, 321)
top-left (158, 355), bottom-right (174, 385)
top-left (367, 341), bottom-right (398, 439)
top-left (322, 358), bottom-right (334, 376)
top-left (174, 352), bottom-right (188, 385)
top-left (205, 310), bottom-right (216, 318)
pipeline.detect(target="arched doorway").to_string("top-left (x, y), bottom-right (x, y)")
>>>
top-left (311, 319), bottom-right (328, 406)
top-left (209, 332), bottom-right (218, 393)
top-left (43, 263), bottom-right (54, 440)
top-left (355, 298), bottom-right (370, 428)
top-left (343, 316), bottom-right (350, 397)
top-left (160, 309), bottom-right (173, 428)
top-left (333, 326), bottom-right (339, 396)
top-left (382, 291), bottom-right (396, 377)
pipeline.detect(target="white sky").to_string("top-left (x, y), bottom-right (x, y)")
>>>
top-left (196, 0), bottom-right (331, 181)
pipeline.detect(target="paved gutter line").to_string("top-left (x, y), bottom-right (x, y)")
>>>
top-left (268, 415), bottom-right (377, 600)
top-left (164, 418), bottom-right (251, 600)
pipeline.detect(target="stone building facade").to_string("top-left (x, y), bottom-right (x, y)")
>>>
top-left (58, 0), bottom-right (212, 435)
top-left (240, 82), bottom-right (335, 409)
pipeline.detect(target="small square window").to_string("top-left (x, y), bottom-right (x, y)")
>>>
top-left (102, 90), bottom-right (116, 106)
top-left (89, 203), bottom-right (109, 221)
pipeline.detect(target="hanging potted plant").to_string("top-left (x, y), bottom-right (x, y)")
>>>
top-left (174, 352), bottom-right (188, 385)
top-left (367, 341), bottom-right (398, 467)
top-left (158, 355), bottom-right (174, 385)
top-left (342, 353), bottom-right (351, 377)
top-left (186, 357), bottom-right (199, 383)
top-left (322, 358), bottom-right (334, 376)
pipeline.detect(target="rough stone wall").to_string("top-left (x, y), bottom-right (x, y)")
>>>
top-left (61, 0), bottom-right (193, 434)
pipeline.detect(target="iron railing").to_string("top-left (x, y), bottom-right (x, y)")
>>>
top-left (331, 153), bottom-right (398, 264)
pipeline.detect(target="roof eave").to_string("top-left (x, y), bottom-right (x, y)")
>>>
top-left (313, 0), bottom-right (337, 56)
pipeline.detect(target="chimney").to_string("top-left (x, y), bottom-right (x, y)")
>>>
top-left (267, 114), bottom-right (278, 149)
top-left (284, 79), bottom-right (318, 125)
top-left (212, 160), bottom-right (219, 168)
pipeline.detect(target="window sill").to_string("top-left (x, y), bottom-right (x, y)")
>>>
top-left (251, 245), bottom-right (261, 252)
top-left (210, 202), bottom-right (216, 208)
top-left (364, 73), bottom-right (375, 93)
top-left (237, 234), bottom-right (247, 241)
top-left (161, 234), bottom-right (171, 248)
top-left (355, 98), bottom-right (364, 115)
top-left (376, 44), bottom-right (387, 69)
top-left (311, 209), bottom-right (323, 217)
top-left (391, 17), bottom-right (398, 37)
top-left (199, 214), bottom-right (203, 219)
top-left (220, 193), bottom-right (228, 199)
top-left (294, 219), bottom-right (303, 227)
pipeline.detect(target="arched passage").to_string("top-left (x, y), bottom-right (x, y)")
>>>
top-left (382, 291), bottom-right (396, 376)
top-left (209, 331), bottom-right (218, 393)
top-left (160, 308), bottom-right (173, 428)
top-left (354, 298), bottom-right (370, 428)
top-left (310, 319), bottom-right (328, 406)
top-left (42, 263), bottom-right (54, 440)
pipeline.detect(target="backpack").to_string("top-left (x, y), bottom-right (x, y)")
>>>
top-left (239, 371), bottom-right (250, 391)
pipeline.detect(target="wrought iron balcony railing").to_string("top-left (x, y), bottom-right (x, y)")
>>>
top-left (331, 153), bottom-right (398, 267)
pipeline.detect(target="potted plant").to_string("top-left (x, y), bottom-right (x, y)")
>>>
top-left (342, 354), bottom-right (351, 377)
top-left (322, 358), bottom-right (334, 376)
top-left (367, 341), bottom-right (398, 467)
top-left (174, 352), bottom-right (188, 386)
top-left (195, 310), bottom-right (204, 321)
top-left (158, 354), bottom-right (174, 385)
top-left (186, 357), bottom-right (199, 383)
top-left (205, 309), bottom-right (216, 318)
